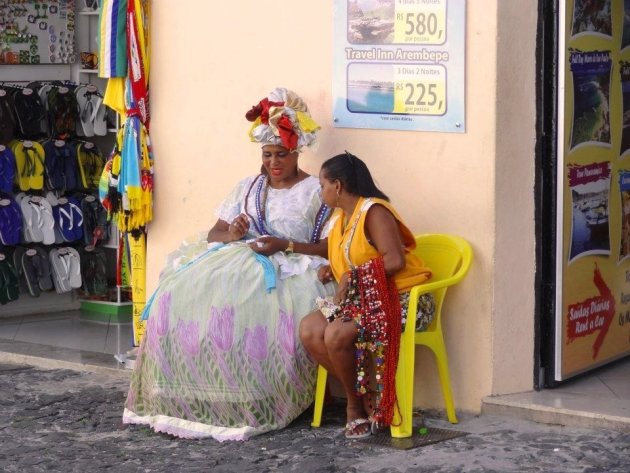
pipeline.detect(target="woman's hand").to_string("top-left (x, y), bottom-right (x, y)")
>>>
top-left (249, 236), bottom-right (286, 256)
top-left (334, 271), bottom-right (350, 304)
top-left (318, 265), bottom-right (334, 284)
top-left (228, 213), bottom-right (250, 242)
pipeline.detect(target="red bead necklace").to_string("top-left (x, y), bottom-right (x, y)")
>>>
top-left (341, 256), bottom-right (402, 426)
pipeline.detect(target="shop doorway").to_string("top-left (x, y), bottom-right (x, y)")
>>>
top-left (536, 0), bottom-right (630, 389)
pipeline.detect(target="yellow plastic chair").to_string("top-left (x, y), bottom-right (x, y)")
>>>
top-left (310, 233), bottom-right (473, 439)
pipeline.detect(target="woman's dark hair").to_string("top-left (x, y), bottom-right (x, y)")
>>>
top-left (321, 151), bottom-right (389, 201)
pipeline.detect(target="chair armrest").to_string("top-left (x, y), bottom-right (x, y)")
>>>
top-left (408, 263), bottom-right (469, 298)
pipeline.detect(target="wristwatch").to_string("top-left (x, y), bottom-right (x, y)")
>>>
top-left (286, 240), bottom-right (294, 253)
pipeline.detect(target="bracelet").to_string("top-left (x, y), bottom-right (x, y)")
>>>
top-left (286, 240), bottom-right (294, 253)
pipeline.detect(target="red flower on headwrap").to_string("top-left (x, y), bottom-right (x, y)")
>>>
top-left (245, 98), bottom-right (284, 124)
top-left (277, 113), bottom-right (298, 150)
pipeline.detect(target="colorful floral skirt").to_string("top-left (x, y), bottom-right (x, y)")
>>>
top-left (123, 244), bottom-right (335, 441)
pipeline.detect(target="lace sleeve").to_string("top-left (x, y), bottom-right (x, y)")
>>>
top-left (214, 175), bottom-right (256, 223)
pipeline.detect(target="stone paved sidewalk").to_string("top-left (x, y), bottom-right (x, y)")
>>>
top-left (0, 363), bottom-right (629, 473)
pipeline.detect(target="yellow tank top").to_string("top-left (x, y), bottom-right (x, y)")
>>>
top-left (328, 197), bottom-right (431, 292)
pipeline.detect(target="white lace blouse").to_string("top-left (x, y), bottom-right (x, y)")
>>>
top-left (215, 174), bottom-right (327, 243)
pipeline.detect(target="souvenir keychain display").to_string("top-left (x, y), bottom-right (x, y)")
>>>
top-left (0, 0), bottom-right (76, 65)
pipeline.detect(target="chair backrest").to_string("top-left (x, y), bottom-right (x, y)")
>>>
top-left (411, 234), bottom-right (472, 284)
top-left (410, 234), bottom-right (473, 330)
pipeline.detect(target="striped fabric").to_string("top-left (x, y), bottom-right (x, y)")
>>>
top-left (98, 0), bottom-right (128, 77)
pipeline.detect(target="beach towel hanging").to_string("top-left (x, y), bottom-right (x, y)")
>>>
top-left (98, 0), bottom-right (129, 78)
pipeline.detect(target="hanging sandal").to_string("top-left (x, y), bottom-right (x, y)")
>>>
top-left (344, 418), bottom-right (372, 440)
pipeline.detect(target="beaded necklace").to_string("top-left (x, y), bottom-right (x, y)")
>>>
top-left (254, 174), bottom-right (270, 235)
top-left (342, 257), bottom-right (401, 426)
top-left (243, 174), bottom-right (331, 242)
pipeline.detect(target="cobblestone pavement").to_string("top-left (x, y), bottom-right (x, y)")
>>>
top-left (0, 363), bottom-right (629, 473)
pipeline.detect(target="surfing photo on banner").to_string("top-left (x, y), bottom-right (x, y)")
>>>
top-left (569, 49), bottom-right (612, 151)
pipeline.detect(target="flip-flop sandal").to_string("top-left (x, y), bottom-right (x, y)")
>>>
top-left (66, 197), bottom-right (84, 242)
top-left (53, 197), bottom-right (76, 242)
top-left (0, 194), bottom-right (22, 246)
top-left (12, 246), bottom-right (29, 294)
top-left (45, 192), bottom-right (65, 244)
top-left (92, 95), bottom-right (107, 136)
top-left (77, 143), bottom-right (105, 190)
top-left (50, 247), bottom-right (72, 293)
top-left (63, 145), bottom-right (79, 192)
top-left (74, 85), bottom-right (93, 137)
top-left (344, 418), bottom-right (372, 440)
top-left (12, 140), bottom-right (33, 191)
top-left (0, 145), bottom-right (16, 192)
top-left (5, 259), bottom-right (19, 302)
top-left (34, 246), bottom-right (54, 292)
top-left (66, 247), bottom-right (82, 289)
top-left (38, 196), bottom-right (56, 245)
top-left (20, 195), bottom-right (45, 243)
top-left (19, 194), bottom-right (35, 242)
top-left (21, 248), bottom-right (41, 297)
top-left (0, 255), bottom-right (20, 304)
top-left (11, 141), bottom-right (46, 191)
top-left (0, 257), bottom-right (9, 305)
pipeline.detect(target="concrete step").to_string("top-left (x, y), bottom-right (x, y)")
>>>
top-left (482, 391), bottom-right (630, 433)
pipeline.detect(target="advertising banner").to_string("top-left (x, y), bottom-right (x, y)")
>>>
top-left (332, 0), bottom-right (466, 133)
top-left (556, 0), bottom-right (630, 380)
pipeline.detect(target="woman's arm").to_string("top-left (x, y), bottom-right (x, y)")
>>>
top-left (250, 237), bottom-right (328, 257)
top-left (207, 213), bottom-right (250, 243)
top-left (364, 204), bottom-right (406, 276)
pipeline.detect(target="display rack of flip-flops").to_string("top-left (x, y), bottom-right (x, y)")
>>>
top-left (0, 80), bottom-right (128, 310)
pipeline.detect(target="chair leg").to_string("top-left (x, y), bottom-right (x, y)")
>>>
top-left (433, 338), bottom-right (458, 424)
top-left (390, 340), bottom-right (414, 438)
top-left (311, 365), bottom-right (328, 427)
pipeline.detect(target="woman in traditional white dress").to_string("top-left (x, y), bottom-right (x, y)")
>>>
top-left (123, 88), bottom-right (335, 440)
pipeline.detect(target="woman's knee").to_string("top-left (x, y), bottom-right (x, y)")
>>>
top-left (324, 321), bottom-right (356, 352)
top-left (299, 312), bottom-right (325, 347)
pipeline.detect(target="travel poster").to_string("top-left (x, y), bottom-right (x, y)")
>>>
top-left (618, 171), bottom-right (630, 261)
top-left (622, 0), bottom-right (630, 50)
top-left (571, 0), bottom-right (613, 39)
top-left (332, 0), bottom-right (466, 133)
top-left (569, 50), bottom-right (612, 151)
top-left (568, 162), bottom-right (611, 263)
top-left (557, 0), bottom-right (630, 382)
top-left (620, 61), bottom-right (630, 156)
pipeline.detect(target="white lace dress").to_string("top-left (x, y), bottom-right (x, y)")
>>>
top-left (123, 175), bottom-right (335, 440)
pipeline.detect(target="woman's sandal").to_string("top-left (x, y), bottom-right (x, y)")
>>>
top-left (344, 418), bottom-right (372, 439)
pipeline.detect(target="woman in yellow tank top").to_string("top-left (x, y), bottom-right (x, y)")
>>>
top-left (300, 152), bottom-right (434, 439)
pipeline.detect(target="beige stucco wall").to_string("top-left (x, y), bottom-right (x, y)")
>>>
top-left (146, 0), bottom-right (537, 413)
